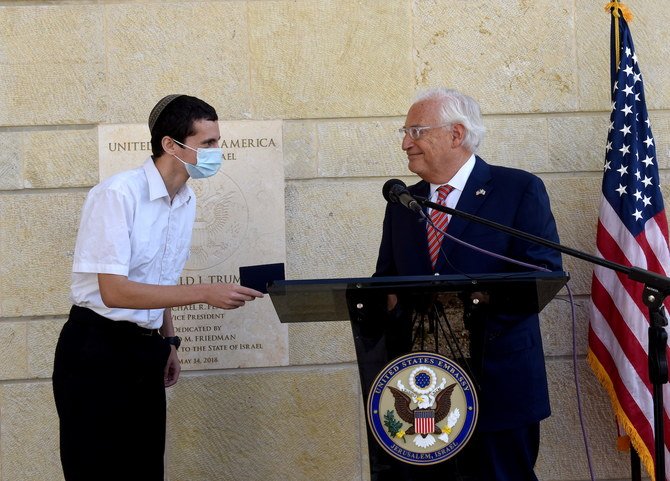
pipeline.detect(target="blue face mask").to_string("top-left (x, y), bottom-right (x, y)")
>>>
top-left (171, 138), bottom-right (223, 179)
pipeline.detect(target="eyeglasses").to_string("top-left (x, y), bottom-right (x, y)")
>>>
top-left (397, 124), bottom-right (450, 141)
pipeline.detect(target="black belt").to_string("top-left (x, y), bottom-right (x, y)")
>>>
top-left (70, 305), bottom-right (160, 337)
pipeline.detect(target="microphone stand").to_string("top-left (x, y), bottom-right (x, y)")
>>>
top-left (416, 195), bottom-right (669, 481)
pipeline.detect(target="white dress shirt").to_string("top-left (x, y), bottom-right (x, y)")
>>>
top-left (428, 154), bottom-right (476, 218)
top-left (70, 157), bottom-right (196, 328)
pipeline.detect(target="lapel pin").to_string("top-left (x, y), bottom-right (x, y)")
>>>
top-left (475, 189), bottom-right (486, 196)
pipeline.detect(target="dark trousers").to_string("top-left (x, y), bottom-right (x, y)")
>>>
top-left (370, 423), bottom-right (541, 481)
top-left (52, 306), bottom-right (171, 481)
top-left (458, 424), bottom-right (541, 481)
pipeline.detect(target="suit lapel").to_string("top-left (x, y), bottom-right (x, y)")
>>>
top-left (436, 157), bottom-right (492, 271)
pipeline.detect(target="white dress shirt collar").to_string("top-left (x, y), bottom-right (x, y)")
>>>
top-left (429, 154), bottom-right (476, 197)
top-left (143, 157), bottom-right (192, 207)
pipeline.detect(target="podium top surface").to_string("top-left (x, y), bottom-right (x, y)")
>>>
top-left (267, 271), bottom-right (569, 323)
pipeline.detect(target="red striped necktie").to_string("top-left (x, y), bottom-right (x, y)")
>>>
top-left (427, 184), bottom-right (454, 270)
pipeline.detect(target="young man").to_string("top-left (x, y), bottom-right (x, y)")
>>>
top-left (52, 95), bottom-right (263, 481)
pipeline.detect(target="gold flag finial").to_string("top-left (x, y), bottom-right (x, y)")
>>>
top-left (605, 1), bottom-right (634, 70)
top-left (605, 1), bottom-right (634, 22)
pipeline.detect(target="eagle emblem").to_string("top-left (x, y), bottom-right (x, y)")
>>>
top-left (367, 352), bottom-right (478, 465)
top-left (389, 367), bottom-right (459, 448)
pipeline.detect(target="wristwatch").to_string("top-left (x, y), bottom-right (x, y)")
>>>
top-left (165, 336), bottom-right (182, 350)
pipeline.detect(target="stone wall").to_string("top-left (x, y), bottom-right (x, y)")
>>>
top-left (1, 1), bottom-right (667, 480)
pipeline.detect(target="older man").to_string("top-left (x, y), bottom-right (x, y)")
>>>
top-left (372, 88), bottom-right (562, 480)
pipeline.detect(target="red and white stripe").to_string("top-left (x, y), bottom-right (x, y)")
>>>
top-left (590, 199), bottom-right (670, 481)
top-left (414, 410), bottom-right (436, 435)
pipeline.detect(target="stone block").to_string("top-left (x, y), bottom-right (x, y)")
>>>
top-left (166, 366), bottom-right (365, 481)
top-left (283, 120), bottom-right (318, 180)
top-left (248, 0), bottom-right (414, 118)
top-left (539, 358), bottom-right (633, 480)
top-left (548, 115), bottom-right (611, 173)
top-left (413, 0), bottom-right (578, 114)
top-left (23, 128), bottom-right (98, 188)
top-left (0, 5), bottom-right (102, 64)
top-left (648, 112), bottom-right (670, 170)
top-left (0, 323), bottom-right (28, 380)
top-left (28, 318), bottom-right (65, 380)
top-left (541, 296), bottom-right (590, 357)
top-left (104, 2), bottom-right (251, 123)
top-left (542, 176), bottom-right (602, 296)
top-left (0, 131), bottom-right (23, 190)
top-left (573, 2), bottom-right (610, 113)
top-left (288, 322), bottom-right (357, 366)
top-left (316, 118), bottom-right (407, 178)
top-left (0, 382), bottom-right (62, 481)
top-left (285, 179), bottom-right (386, 280)
top-left (478, 116), bottom-right (550, 172)
top-left (0, 192), bottom-right (84, 318)
top-left (0, 5), bottom-right (106, 126)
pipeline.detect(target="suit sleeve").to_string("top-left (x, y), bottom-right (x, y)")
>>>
top-left (373, 203), bottom-right (398, 277)
top-left (509, 175), bottom-right (563, 272)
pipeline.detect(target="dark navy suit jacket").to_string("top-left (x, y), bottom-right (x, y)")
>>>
top-left (374, 156), bottom-right (562, 432)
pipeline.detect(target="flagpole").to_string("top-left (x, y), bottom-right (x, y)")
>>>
top-left (631, 449), bottom-right (642, 481)
top-left (607, 3), bottom-right (643, 480)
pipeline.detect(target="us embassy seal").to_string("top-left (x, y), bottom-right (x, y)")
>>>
top-left (367, 352), bottom-right (478, 465)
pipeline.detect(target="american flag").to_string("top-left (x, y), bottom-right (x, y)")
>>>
top-left (589, 7), bottom-right (670, 481)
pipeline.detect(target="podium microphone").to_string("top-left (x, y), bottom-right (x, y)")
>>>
top-left (382, 179), bottom-right (424, 216)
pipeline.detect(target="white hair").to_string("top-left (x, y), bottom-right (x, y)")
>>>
top-left (414, 88), bottom-right (486, 152)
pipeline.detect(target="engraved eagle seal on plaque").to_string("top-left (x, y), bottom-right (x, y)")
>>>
top-left (367, 352), bottom-right (478, 465)
top-left (184, 172), bottom-right (248, 270)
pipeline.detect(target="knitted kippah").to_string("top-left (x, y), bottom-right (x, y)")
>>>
top-left (148, 94), bottom-right (183, 132)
